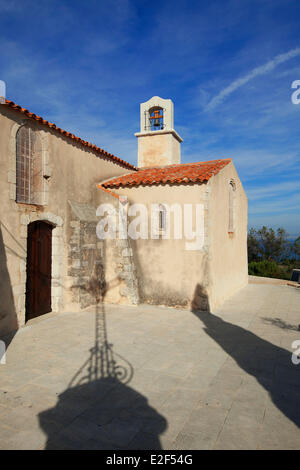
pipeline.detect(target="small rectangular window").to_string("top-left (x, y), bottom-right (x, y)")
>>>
top-left (159, 207), bottom-right (166, 231)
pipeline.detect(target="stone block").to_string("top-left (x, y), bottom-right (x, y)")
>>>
top-left (52, 244), bottom-right (62, 257)
top-left (123, 264), bottom-right (133, 272)
top-left (120, 286), bottom-right (133, 297)
top-left (52, 263), bottom-right (62, 279)
top-left (17, 294), bottom-right (25, 313)
top-left (70, 221), bottom-right (80, 228)
top-left (42, 213), bottom-right (63, 227)
top-left (116, 239), bottom-right (128, 248)
top-left (122, 248), bottom-right (133, 257)
top-left (72, 259), bottom-right (80, 269)
top-left (7, 170), bottom-right (16, 183)
top-left (20, 226), bottom-right (27, 238)
top-left (12, 284), bottom-right (26, 295)
top-left (20, 214), bottom-right (30, 226)
top-left (51, 286), bottom-right (62, 298)
top-left (9, 183), bottom-right (16, 200)
top-left (20, 260), bottom-right (26, 272)
top-left (118, 272), bottom-right (133, 281)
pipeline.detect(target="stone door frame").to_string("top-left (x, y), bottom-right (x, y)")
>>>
top-left (19, 212), bottom-right (64, 326)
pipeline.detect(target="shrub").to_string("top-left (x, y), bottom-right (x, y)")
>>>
top-left (249, 260), bottom-right (281, 278)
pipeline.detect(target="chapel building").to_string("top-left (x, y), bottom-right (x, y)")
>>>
top-left (0, 96), bottom-right (248, 336)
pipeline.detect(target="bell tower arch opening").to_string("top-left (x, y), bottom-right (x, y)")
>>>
top-left (148, 106), bottom-right (164, 131)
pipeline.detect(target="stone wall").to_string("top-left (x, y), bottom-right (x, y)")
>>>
top-left (97, 191), bottom-right (140, 306)
top-left (110, 237), bottom-right (139, 306)
top-left (68, 198), bottom-right (139, 309)
top-left (68, 201), bottom-right (103, 309)
top-left (0, 104), bottom-right (134, 335)
top-left (105, 184), bottom-right (210, 310)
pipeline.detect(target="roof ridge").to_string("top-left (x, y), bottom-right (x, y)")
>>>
top-left (136, 158), bottom-right (232, 171)
top-left (99, 158), bottom-right (232, 189)
top-left (2, 99), bottom-right (137, 171)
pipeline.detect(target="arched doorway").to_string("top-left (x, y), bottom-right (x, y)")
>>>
top-left (26, 221), bottom-right (53, 322)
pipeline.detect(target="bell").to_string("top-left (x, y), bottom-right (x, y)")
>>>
top-left (149, 108), bottom-right (163, 130)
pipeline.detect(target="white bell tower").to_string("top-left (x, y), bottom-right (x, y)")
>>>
top-left (135, 96), bottom-right (183, 168)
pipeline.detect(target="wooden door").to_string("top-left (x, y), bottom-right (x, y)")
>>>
top-left (26, 221), bottom-right (53, 321)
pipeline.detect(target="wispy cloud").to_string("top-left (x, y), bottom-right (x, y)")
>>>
top-left (248, 192), bottom-right (300, 216)
top-left (185, 148), bottom-right (300, 183)
top-left (206, 47), bottom-right (300, 110)
top-left (246, 181), bottom-right (300, 201)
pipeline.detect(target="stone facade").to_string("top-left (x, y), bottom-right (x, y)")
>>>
top-left (96, 191), bottom-right (139, 306)
top-left (0, 103), bottom-right (134, 336)
top-left (135, 130), bottom-right (182, 168)
top-left (106, 160), bottom-right (248, 313)
top-left (67, 199), bottom-right (139, 309)
top-left (67, 201), bottom-right (103, 309)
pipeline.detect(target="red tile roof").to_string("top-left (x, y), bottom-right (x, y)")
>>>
top-left (2, 99), bottom-right (136, 170)
top-left (98, 186), bottom-right (120, 199)
top-left (100, 159), bottom-right (231, 188)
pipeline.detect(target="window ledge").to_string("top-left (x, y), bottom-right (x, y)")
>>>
top-left (16, 201), bottom-right (45, 209)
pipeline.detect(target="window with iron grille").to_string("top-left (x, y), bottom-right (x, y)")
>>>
top-left (144, 106), bottom-right (165, 131)
top-left (16, 125), bottom-right (43, 204)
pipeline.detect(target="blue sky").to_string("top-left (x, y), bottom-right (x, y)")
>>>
top-left (0, 0), bottom-right (300, 237)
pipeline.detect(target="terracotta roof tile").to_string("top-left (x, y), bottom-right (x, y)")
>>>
top-left (2, 99), bottom-right (136, 170)
top-left (98, 186), bottom-right (120, 199)
top-left (100, 159), bottom-right (231, 189)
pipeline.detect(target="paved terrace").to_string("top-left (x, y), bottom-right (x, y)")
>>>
top-left (0, 283), bottom-right (299, 450)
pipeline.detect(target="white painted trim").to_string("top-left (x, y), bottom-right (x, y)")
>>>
top-left (135, 128), bottom-right (183, 143)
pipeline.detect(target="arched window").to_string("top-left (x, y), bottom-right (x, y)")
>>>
top-left (159, 204), bottom-right (167, 232)
top-left (16, 125), bottom-right (43, 204)
top-left (228, 180), bottom-right (236, 233)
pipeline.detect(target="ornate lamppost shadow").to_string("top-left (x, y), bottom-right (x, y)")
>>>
top-left (69, 261), bottom-right (134, 387)
top-left (38, 261), bottom-right (167, 450)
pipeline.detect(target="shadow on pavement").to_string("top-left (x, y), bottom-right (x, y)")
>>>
top-left (192, 302), bottom-right (300, 429)
top-left (38, 264), bottom-right (167, 449)
top-left (261, 317), bottom-right (299, 332)
top-left (0, 223), bottom-right (20, 348)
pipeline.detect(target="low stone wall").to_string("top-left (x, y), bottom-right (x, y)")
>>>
top-left (249, 275), bottom-right (292, 285)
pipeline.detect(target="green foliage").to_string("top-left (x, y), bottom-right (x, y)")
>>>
top-left (247, 226), bottom-right (289, 262)
top-left (248, 260), bottom-right (292, 280)
top-left (247, 226), bottom-right (299, 280)
top-left (294, 236), bottom-right (300, 258)
top-left (247, 228), bottom-right (261, 262)
top-left (248, 260), bottom-right (277, 277)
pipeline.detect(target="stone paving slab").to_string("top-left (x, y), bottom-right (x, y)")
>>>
top-left (0, 283), bottom-right (299, 450)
